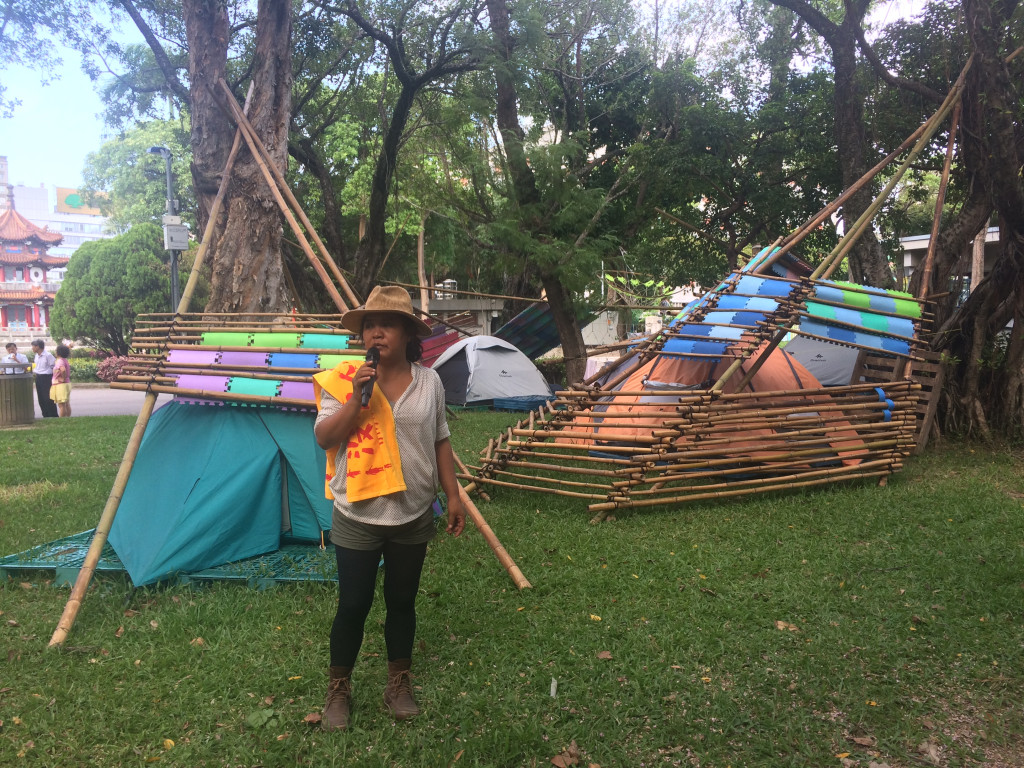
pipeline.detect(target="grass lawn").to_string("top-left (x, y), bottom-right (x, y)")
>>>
top-left (1, 412), bottom-right (1022, 767)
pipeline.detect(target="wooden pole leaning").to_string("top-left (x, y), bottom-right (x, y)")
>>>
top-left (918, 100), bottom-right (962, 302)
top-left (453, 451), bottom-right (531, 589)
top-left (215, 79), bottom-right (360, 309)
top-left (214, 79), bottom-right (351, 312)
top-left (48, 90), bottom-right (260, 648)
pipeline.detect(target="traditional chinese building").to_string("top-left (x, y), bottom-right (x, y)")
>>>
top-left (0, 192), bottom-right (66, 333)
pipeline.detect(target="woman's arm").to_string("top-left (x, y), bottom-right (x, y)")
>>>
top-left (435, 437), bottom-right (466, 537)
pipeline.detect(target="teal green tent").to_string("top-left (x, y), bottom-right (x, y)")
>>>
top-left (108, 401), bottom-right (332, 586)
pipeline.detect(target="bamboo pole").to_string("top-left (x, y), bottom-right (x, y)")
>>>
top-left (49, 89), bottom-right (260, 648)
top-left (816, 68), bottom-right (969, 281)
top-left (456, 480), bottom-right (532, 589)
top-left (918, 101), bottom-right (961, 301)
top-left (588, 471), bottom-right (893, 517)
top-left (177, 83), bottom-right (255, 314)
top-left (213, 80), bottom-right (350, 313)
top-left (216, 79), bottom-right (361, 310)
top-left (109, 381), bottom-right (313, 407)
top-left (455, 474), bottom-right (608, 500)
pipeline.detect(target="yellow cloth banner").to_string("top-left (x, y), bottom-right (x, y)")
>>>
top-left (313, 361), bottom-right (406, 503)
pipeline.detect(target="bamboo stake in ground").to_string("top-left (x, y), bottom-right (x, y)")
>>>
top-left (49, 90), bottom-right (258, 648)
top-left (453, 452), bottom-right (531, 590)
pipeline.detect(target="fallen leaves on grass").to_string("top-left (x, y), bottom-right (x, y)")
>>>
top-left (775, 620), bottom-right (799, 632)
top-left (596, 651), bottom-right (612, 660)
top-left (916, 740), bottom-right (942, 765)
top-left (551, 740), bottom-right (581, 766)
top-left (303, 712), bottom-right (321, 724)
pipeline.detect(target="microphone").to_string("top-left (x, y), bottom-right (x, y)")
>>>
top-left (361, 346), bottom-right (380, 407)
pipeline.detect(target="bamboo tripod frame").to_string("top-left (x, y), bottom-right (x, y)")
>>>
top-left (460, 76), bottom-right (970, 522)
top-left (49, 86), bottom-right (533, 646)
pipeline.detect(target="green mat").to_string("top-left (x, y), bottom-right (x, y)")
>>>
top-left (0, 530), bottom-right (338, 589)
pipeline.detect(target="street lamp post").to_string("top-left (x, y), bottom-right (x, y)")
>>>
top-left (147, 146), bottom-right (187, 311)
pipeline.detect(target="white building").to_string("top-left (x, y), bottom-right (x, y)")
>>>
top-left (0, 156), bottom-right (113, 268)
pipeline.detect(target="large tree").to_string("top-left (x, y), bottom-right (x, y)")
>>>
top-left (108, 0), bottom-right (293, 312)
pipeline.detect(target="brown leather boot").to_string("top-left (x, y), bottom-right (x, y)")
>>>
top-left (323, 666), bottom-right (353, 731)
top-left (383, 659), bottom-right (420, 720)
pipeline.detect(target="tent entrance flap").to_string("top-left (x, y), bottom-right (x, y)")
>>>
top-left (108, 402), bottom-right (332, 585)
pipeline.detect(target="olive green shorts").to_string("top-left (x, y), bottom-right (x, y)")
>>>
top-left (330, 506), bottom-right (437, 551)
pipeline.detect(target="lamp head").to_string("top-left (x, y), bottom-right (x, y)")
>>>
top-left (147, 146), bottom-right (171, 158)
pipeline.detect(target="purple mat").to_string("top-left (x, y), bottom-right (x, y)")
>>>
top-left (219, 351), bottom-right (268, 368)
top-left (173, 375), bottom-right (231, 392)
top-left (277, 381), bottom-right (315, 400)
top-left (167, 349), bottom-right (220, 365)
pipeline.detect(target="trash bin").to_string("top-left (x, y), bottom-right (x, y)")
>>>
top-left (0, 373), bottom-right (35, 426)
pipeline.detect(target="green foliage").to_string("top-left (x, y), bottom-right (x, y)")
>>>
top-left (68, 359), bottom-right (101, 382)
top-left (49, 224), bottom-right (172, 356)
top-left (0, 1), bottom-right (98, 117)
top-left (81, 119), bottom-right (195, 232)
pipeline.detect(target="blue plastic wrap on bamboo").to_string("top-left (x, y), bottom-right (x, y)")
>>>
top-left (734, 275), bottom-right (795, 298)
top-left (799, 319), bottom-right (909, 356)
top-left (662, 337), bottom-right (729, 357)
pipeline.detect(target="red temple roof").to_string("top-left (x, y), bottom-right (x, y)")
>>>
top-left (0, 207), bottom-right (64, 246)
top-left (1, 249), bottom-right (69, 267)
top-left (0, 284), bottom-right (56, 301)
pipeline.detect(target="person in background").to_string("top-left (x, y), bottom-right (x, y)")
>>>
top-left (31, 340), bottom-right (58, 417)
top-left (312, 285), bottom-right (466, 731)
top-left (51, 344), bottom-right (72, 417)
top-left (2, 342), bottom-right (29, 374)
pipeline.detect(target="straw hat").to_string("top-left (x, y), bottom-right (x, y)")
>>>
top-left (342, 285), bottom-right (432, 338)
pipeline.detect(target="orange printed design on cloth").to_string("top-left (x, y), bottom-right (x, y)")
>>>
top-left (313, 361), bottom-right (406, 502)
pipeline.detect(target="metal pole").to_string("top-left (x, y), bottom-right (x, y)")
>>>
top-left (162, 152), bottom-right (179, 311)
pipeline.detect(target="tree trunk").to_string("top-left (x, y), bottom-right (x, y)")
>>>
top-left (203, 0), bottom-right (292, 312)
top-left (925, 0), bottom-right (1024, 440)
top-left (486, 0), bottom-right (589, 384)
top-left (417, 214), bottom-right (429, 315)
top-left (350, 83), bottom-right (417, 297)
top-left (831, 26), bottom-right (894, 289)
top-left (184, 0), bottom-right (231, 234)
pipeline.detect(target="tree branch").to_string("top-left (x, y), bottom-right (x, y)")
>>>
top-left (116, 0), bottom-right (189, 104)
top-left (853, 25), bottom-right (944, 103)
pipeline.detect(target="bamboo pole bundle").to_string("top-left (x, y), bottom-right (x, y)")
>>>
top-left (141, 311), bottom-right (349, 318)
top-left (123, 362), bottom-right (324, 377)
top-left (618, 455), bottom-right (900, 496)
top-left (109, 382), bottom-right (314, 408)
top-left (132, 326), bottom-right (351, 338)
top-left (216, 79), bottom-right (360, 309)
top-left (455, 472), bottom-right (609, 500)
top-left (589, 469), bottom-right (895, 517)
top-left (495, 447), bottom-right (636, 465)
top-left (467, 466), bottom-right (618, 491)
top-left (127, 342), bottom-right (362, 356)
top-left (631, 439), bottom-right (906, 480)
top-left (118, 367), bottom-right (313, 383)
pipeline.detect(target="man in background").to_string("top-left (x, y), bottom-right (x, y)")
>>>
top-left (31, 340), bottom-right (58, 418)
top-left (2, 342), bottom-right (29, 374)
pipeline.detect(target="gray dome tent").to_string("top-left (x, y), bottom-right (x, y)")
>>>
top-left (431, 336), bottom-right (552, 406)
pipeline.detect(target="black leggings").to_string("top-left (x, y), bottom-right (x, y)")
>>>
top-left (330, 541), bottom-right (428, 667)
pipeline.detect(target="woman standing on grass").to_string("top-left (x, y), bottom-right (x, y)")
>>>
top-left (51, 344), bottom-right (72, 418)
top-left (312, 285), bottom-right (466, 731)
